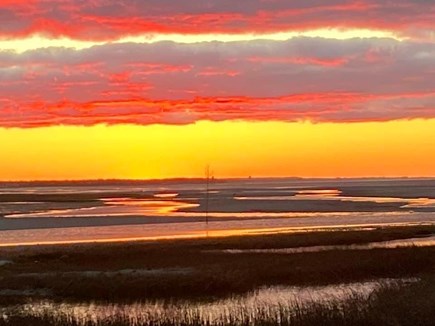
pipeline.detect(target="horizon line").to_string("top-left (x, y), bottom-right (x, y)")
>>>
top-left (0, 176), bottom-right (434, 184)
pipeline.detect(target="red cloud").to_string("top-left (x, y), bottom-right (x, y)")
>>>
top-left (0, 37), bottom-right (434, 127)
top-left (0, 0), bottom-right (433, 41)
top-left (1, 92), bottom-right (434, 128)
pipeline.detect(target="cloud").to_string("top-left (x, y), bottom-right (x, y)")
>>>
top-left (0, 0), bottom-right (433, 41)
top-left (0, 37), bottom-right (434, 127)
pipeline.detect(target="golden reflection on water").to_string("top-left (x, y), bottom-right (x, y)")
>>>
top-left (235, 189), bottom-right (435, 208)
top-left (1, 222), bottom-right (433, 248)
top-left (2, 184), bottom-right (435, 247)
top-left (106, 198), bottom-right (199, 214)
top-left (4, 186), bottom-right (435, 220)
top-left (153, 193), bottom-right (179, 198)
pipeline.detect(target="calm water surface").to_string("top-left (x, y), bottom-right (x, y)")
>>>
top-left (1, 179), bottom-right (434, 246)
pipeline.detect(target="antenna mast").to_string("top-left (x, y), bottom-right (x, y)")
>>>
top-left (204, 165), bottom-right (213, 230)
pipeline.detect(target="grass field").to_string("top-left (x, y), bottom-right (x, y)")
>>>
top-left (1, 277), bottom-right (434, 326)
top-left (1, 225), bottom-right (434, 302)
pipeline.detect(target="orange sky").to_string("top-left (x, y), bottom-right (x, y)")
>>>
top-left (1, 1), bottom-right (434, 181)
top-left (1, 119), bottom-right (434, 181)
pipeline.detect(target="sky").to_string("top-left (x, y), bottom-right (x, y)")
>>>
top-left (0, 0), bottom-right (434, 180)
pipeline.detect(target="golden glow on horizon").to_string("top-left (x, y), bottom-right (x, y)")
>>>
top-left (0, 28), bottom-right (403, 53)
top-left (0, 119), bottom-right (434, 181)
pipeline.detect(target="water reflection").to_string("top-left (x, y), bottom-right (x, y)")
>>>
top-left (4, 206), bottom-right (417, 219)
top-left (2, 181), bottom-right (435, 246)
top-left (4, 186), bottom-right (435, 220)
top-left (1, 216), bottom-right (434, 247)
top-left (217, 235), bottom-right (435, 255)
top-left (297, 189), bottom-right (342, 195)
top-left (6, 199), bottom-right (199, 218)
top-left (153, 193), bottom-right (179, 198)
top-left (235, 189), bottom-right (435, 209)
top-left (107, 198), bottom-right (198, 214)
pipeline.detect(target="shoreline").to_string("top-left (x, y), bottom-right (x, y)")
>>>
top-left (1, 219), bottom-right (434, 248)
top-left (1, 210), bottom-right (435, 247)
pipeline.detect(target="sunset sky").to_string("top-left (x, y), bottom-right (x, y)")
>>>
top-left (1, 0), bottom-right (434, 180)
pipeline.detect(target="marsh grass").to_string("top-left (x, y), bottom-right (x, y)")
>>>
top-left (1, 246), bottom-right (434, 302)
top-left (1, 278), bottom-right (434, 326)
top-left (1, 226), bottom-right (435, 302)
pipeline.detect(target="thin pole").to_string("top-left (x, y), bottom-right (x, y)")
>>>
top-left (205, 165), bottom-right (210, 227)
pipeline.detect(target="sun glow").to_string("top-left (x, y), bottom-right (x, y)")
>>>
top-left (1, 119), bottom-right (433, 181)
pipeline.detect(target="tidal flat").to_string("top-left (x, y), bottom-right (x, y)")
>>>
top-left (1, 179), bottom-right (435, 325)
top-left (1, 178), bottom-right (435, 246)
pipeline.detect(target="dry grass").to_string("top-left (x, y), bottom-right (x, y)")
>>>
top-left (1, 277), bottom-right (435, 326)
top-left (0, 225), bottom-right (434, 302)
